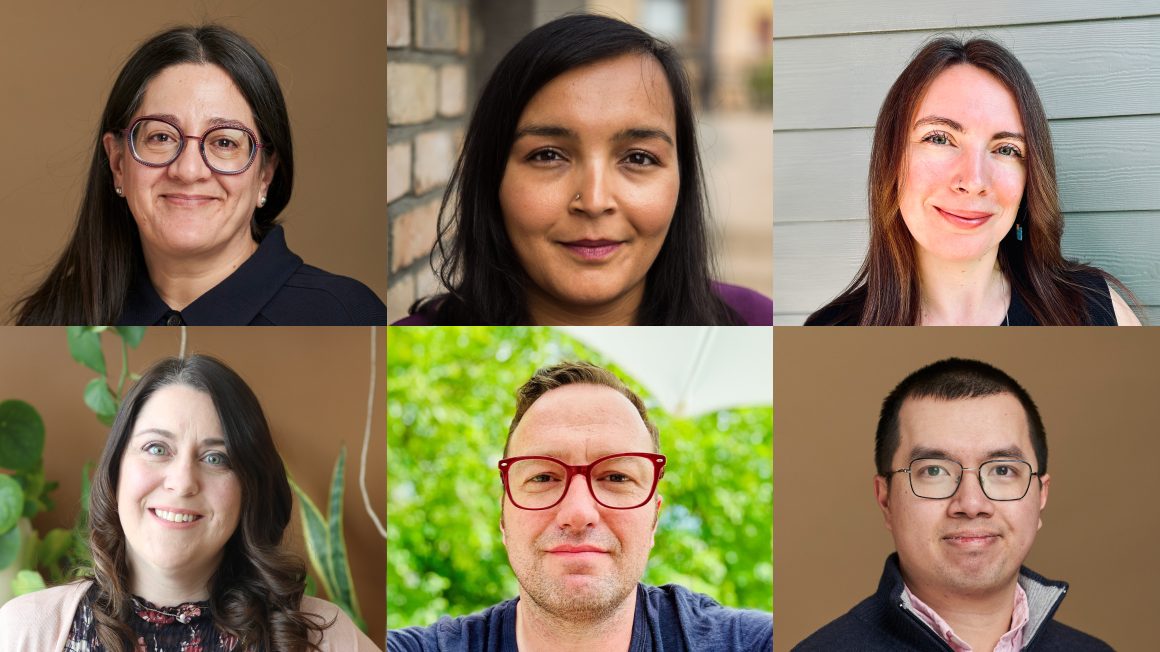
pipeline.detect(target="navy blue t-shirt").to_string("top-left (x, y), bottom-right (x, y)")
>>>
top-left (388, 584), bottom-right (772, 651)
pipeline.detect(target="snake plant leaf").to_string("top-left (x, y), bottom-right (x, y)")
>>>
top-left (0, 400), bottom-right (45, 471)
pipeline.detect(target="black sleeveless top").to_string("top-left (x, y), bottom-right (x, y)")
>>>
top-left (65, 584), bottom-right (243, 651)
top-left (806, 269), bottom-right (1118, 326)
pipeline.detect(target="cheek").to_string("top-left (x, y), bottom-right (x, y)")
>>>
top-left (900, 155), bottom-right (946, 210)
top-left (499, 171), bottom-right (554, 242)
top-left (992, 167), bottom-right (1026, 212)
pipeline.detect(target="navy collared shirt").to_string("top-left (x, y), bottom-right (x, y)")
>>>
top-left (118, 226), bottom-right (386, 325)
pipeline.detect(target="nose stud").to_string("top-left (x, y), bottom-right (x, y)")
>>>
top-left (573, 193), bottom-right (581, 201)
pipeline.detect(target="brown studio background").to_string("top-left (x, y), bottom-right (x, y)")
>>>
top-left (774, 327), bottom-right (1160, 652)
top-left (0, 327), bottom-right (386, 647)
top-left (0, 0), bottom-right (387, 317)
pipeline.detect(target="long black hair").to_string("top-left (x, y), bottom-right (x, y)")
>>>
top-left (13, 25), bottom-right (294, 325)
top-left (87, 355), bottom-right (330, 650)
top-left (410, 13), bottom-right (741, 325)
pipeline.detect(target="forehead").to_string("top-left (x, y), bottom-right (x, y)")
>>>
top-left (133, 384), bottom-right (222, 437)
top-left (136, 63), bottom-right (253, 126)
top-left (508, 383), bottom-right (653, 459)
top-left (913, 64), bottom-right (1023, 133)
top-left (895, 393), bottom-right (1032, 464)
top-left (516, 52), bottom-right (676, 135)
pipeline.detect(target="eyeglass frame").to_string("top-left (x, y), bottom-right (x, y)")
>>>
top-left (121, 115), bottom-right (267, 175)
top-left (498, 452), bottom-right (666, 511)
top-left (884, 457), bottom-right (1042, 501)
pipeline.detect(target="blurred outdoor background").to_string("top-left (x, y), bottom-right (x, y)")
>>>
top-left (387, 0), bottom-right (773, 319)
top-left (386, 326), bottom-right (773, 627)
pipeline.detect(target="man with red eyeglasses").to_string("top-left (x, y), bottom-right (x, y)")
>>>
top-left (388, 361), bottom-right (771, 651)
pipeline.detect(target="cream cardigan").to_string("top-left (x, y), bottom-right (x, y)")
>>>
top-left (0, 580), bottom-right (381, 651)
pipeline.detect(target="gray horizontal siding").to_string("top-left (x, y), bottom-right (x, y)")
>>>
top-left (774, 17), bottom-right (1160, 130)
top-left (774, 116), bottom-right (1160, 223)
top-left (774, 0), bottom-right (1160, 38)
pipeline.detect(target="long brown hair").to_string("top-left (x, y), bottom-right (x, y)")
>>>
top-left (808, 37), bottom-right (1131, 325)
top-left (86, 355), bottom-right (329, 651)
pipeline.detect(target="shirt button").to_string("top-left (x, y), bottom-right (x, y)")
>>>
top-left (165, 313), bottom-right (184, 326)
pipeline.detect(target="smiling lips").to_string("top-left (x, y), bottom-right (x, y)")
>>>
top-left (150, 507), bottom-right (204, 528)
top-left (561, 239), bottom-right (623, 261)
top-left (935, 206), bottom-right (995, 229)
top-left (163, 193), bottom-right (217, 206)
top-left (547, 544), bottom-right (609, 556)
top-left (942, 531), bottom-right (1000, 546)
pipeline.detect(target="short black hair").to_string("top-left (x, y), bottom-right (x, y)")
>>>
top-left (875, 358), bottom-right (1047, 476)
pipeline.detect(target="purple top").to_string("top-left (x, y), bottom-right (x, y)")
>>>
top-left (389, 282), bottom-right (772, 326)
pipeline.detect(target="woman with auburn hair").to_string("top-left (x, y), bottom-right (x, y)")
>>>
top-left (807, 37), bottom-right (1139, 326)
top-left (0, 355), bottom-right (379, 651)
top-left (394, 13), bottom-right (772, 326)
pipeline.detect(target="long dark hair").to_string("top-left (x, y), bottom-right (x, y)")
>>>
top-left (808, 37), bottom-right (1131, 325)
top-left (12, 25), bottom-right (294, 325)
top-left (410, 13), bottom-right (741, 325)
top-left (86, 355), bottom-right (329, 651)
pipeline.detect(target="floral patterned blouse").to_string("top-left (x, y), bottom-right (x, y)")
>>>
top-left (65, 585), bottom-right (243, 651)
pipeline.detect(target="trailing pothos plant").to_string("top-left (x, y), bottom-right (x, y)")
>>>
top-left (0, 327), bottom-right (144, 605)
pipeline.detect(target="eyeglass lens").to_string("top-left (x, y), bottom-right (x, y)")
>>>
top-left (130, 119), bottom-right (255, 173)
top-left (908, 458), bottom-right (1033, 500)
top-left (505, 455), bottom-right (657, 509)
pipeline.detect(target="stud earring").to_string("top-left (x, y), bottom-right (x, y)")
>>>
top-left (115, 186), bottom-right (123, 197)
top-left (258, 196), bottom-right (267, 208)
top-left (1016, 224), bottom-right (1023, 242)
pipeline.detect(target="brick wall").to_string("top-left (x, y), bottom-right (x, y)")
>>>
top-left (387, 0), bottom-right (469, 319)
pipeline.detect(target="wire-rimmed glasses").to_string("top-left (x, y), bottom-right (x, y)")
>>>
top-left (122, 116), bottom-right (266, 175)
top-left (886, 458), bottom-right (1040, 501)
top-left (498, 452), bottom-right (666, 510)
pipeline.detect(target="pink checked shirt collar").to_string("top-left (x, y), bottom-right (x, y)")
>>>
top-left (903, 583), bottom-right (1029, 651)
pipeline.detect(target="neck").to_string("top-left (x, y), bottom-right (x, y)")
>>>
top-left (128, 558), bottom-right (219, 606)
top-left (916, 251), bottom-right (1009, 325)
top-left (907, 580), bottom-right (1018, 652)
top-left (143, 238), bottom-right (258, 311)
top-left (514, 588), bottom-right (636, 652)
top-left (525, 283), bottom-right (644, 326)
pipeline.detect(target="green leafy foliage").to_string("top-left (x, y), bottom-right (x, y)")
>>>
top-left (387, 327), bottom-right (772, 628)
top-left (290, 449), bottom-right (367, 632)
top-left (11, 569), bottom-right (46, 596)
top-left (0, 400), bottom-right (45, 471)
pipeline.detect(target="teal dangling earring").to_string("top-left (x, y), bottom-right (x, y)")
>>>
top-left (1016, 223), bottom-right (1023, 242)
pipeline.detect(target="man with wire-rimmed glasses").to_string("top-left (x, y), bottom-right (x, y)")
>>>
top-left (796, 358), bottom-right (1110, 652)
top-left (389, 361), bottom-right (772, 652)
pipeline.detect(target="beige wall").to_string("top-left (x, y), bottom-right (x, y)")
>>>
top-left (0, 326), bottom-right (386, 646)
top-left (0, 0), bottom-right (387, 317)
top-left (774, 327), bottom-right (1160, 651)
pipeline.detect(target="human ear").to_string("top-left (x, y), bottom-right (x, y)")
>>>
top-left (650, 494), bottom-right (663, 548)
top-left (257, 152), bottom-right (278, 203)
top-left (874, 475), bottom-right (894, 532)
top-left (1037, 473), bottom-right (1050, 530)
top-left (103, 132), bottom-right (124, 189)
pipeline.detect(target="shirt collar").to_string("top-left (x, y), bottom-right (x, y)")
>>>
top-left (119, 225), bottom-right (302, 325)
top-left (902, 582), bottom-right (1029, 651)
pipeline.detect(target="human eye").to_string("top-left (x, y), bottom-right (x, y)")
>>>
top-left (526, 148), bottom-right (566, 164)
top-left (920, 131), bottom-right (952, 146)
top-left (202, 450), bottom-right (231, 468)
top-left (622, 150), bottom-right (660, 167)
top-left (986, 462), bottom-right (1024, 479)
top-left (143, 442), bottom-right (168, 456)
top-left (995, 143), bottom-right (1024, 158)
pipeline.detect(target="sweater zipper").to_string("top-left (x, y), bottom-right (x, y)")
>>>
top-left (898, 601), bottom-right (956, 652)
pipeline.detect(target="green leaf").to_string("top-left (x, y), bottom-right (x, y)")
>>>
top-left (83, 379), bottom-right (118, 426)
top-left (0, 400), bottom-right (45, 471)
top-left (290, 476), bottom-right (335, 597)
top-left (12, 569), bottom-right (46, 596)
top-left (0, 475), bottom-right (22, 533)
top-left (0, 522), bottom-right (20, 569)
top-left (114, 326), bottom-right (146, 348)
top-left (67, 328), bottom-right (106, 375)
top-left (324, 448), bottom-right (363, 627)
top-left (37, 528), bottom-right (74, 567)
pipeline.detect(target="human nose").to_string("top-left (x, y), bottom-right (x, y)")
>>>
top-left (167, 135), bottom-right (213, 182)
top-left (163, 455), bottom-right (200, 496)
top-left (946, 468), bottom-right (993, 518)
top-left (953, 147), bottom-right (989, 195)
top-left (554, 473), bottom-right (601, 530)
top-left (570, 161), bottom-right (615, 217)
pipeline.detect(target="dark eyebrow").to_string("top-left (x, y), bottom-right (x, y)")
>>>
top-left (132, 428), bottom-right (226, 448)
top-left (914, 115), bottom-right (1025, 142)
top-left (908, 445), bottom-right (1028, 463)
top-left (513, 124), bottom-right (674, 146)
top-left (137, 114), bottom-right (248, 130)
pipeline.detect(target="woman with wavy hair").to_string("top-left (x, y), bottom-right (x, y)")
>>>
top-left (807, 37), bottom-right (1139, 326)
top-left (0, 355), bottom-right (378, 651)
top-left (393, 13), bottom-right (772, 326)
top-left (12, 25), bottom-right (385, 325)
